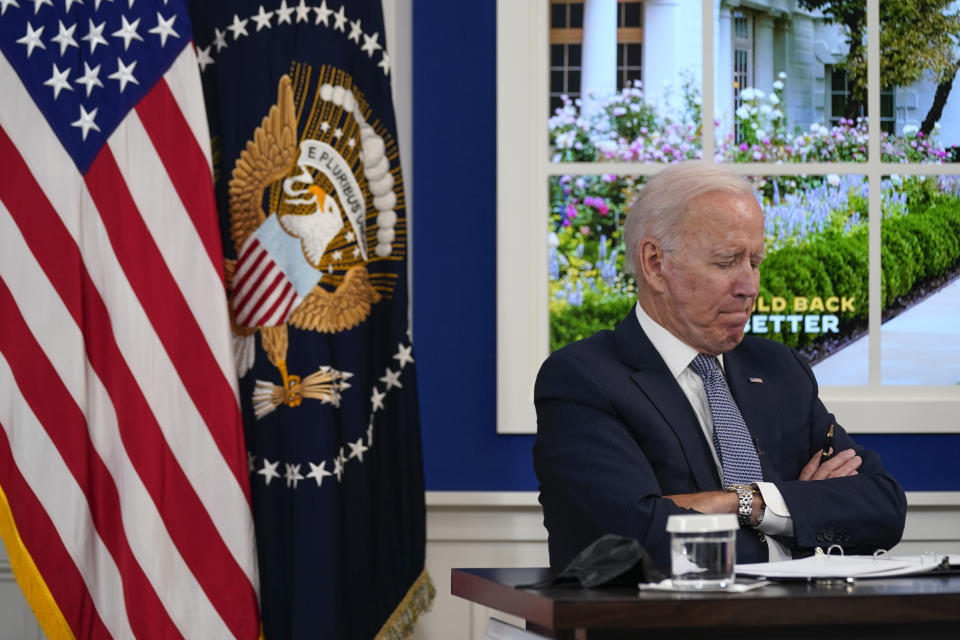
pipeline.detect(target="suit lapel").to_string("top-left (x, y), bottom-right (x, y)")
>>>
top-left (614, 313), bottom-right (721, 491)
top-left (723, 348), bottom-right (781, 482)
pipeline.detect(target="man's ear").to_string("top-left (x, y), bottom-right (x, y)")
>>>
top-left (637, 238), bottom-right (668, 293)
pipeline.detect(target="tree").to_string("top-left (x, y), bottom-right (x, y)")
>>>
top-left (800, 0), bottom-right (960, 128)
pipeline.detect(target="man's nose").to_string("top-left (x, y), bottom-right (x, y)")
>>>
top-left (733, 263), bottom-right (760, 298)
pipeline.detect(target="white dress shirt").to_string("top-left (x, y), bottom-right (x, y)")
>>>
top-left (635, 302), bottom-right (794, 560)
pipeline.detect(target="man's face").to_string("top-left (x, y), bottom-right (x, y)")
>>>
top-left (659, 191), bottom-right (765, 355)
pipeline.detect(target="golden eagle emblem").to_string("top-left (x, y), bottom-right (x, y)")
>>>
top-left (224, 67), bottom-right (404, 418)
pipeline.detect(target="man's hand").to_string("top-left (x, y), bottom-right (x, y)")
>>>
top-left (663, 491), bottom-right (765, 526)
top-left (799, 448), bottom-right (861, 481)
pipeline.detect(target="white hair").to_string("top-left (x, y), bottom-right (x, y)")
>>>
top-left (623, 162), bottom-right (757, 272)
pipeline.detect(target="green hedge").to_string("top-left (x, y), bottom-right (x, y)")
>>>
top-left (549, 200), bottom-right (960, 351)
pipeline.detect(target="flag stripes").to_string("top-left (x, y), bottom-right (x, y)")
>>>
top-left (0, 424), bottom-right (112, 640)
top-left (0, 197), bottom-right (242, 638)
top-left (109, 106), bottom-right (237, 393)
top-left (0, 280), bottom-right (183, 640)
top-left (0, 34), bottom-right (260, 640)
top-left (135, 79), bottom-right (226, 285)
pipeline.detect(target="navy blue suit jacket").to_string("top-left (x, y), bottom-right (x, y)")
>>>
top-left (533, 311), bottom-right (907, 572)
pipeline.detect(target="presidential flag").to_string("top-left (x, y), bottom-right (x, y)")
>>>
top-left (0, 1), bottom-right (260, 638)
top-left (189, 1), bottom-right (433, 638)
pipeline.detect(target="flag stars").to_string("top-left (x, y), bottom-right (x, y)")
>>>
top-left (51, 20), bottom-right (79, 56)
top-left (64, 0), bottom-right (83, 11)
top-left (112, 14), bottom-right (143, 50)
top-left (378, 51), bottom-right (391, 76)
top-left (332, 249), bottom-right (343, 261)
top-left (284, 463), bottom-right (304, 489)
top-left (213, 27), bottom-right (228, 52)
top-left (319, 120), bottom-right (330, 133)
top-left (314, 0), bottom-right (332, 26)
top-left (275, 0), bottom-right (294, 25)
top-left (251, 5), bottom-right (273, 31)
top-left (379, 367), bottom-right (402, 391)
top-left (43, 63), bottom-right (72, 98)
top-left (30, 0), bottom-right (52, 14)
top-left (257, 458), bottom-right (281, 485)
top-left (0, 0), bottom-right (20, 18)
top-left (347, 17), bottom-right (362, 43)
top-left (333, 127), bottom-right (343, 139)
top-left (227, 14), bottom-right (249, 40)
top-left (294, 0), bottom-right (311, 23)
top-left (108, 57), bottom-right (138, 92)
top-left (82, 19), bottom-right (108, 53)
top-left (345, 230), bottom-right (355, 242)
top-left (393, 344), bottom-right (414, 368)
top-left (361, 31), bottom-right (381, 58)
top-left (307, 460), bottom-right (332, 487)
top-left (197, 45), bottom-right (214, 72)
top-left (70, 104), bottom-right (99, 140)
top-left (76, 61), bottom-right (103, 96)
top-left (333, 448), bottom-right (346, 482)
top-left (148, 12), bottom-right (178, 46)
top-left (366, 420), bottom-right (375, 447)
top-left (348, 437), bottom-right (368, 463)
top-left (347, 137), bottom-right (356, 149)
top-left (16, 22), bottom-right (46, 58)
top-left (332, 5), bottom-right (346, 31)
top-left (247, 451), bottom-right (257, 473)
top-left (370, 386), bottom-right (385, 412)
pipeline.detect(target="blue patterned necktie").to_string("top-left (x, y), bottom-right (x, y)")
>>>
top-left (690, 354), bottom-right (764, 486)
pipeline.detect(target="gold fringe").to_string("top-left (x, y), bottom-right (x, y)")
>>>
top-left (374, 568), bottom-right (436, 640)
top-left (0, 483), bottom-right (75, 640)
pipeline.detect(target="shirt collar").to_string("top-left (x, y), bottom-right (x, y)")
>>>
top-left (634, 301), bottom-right (725, 379)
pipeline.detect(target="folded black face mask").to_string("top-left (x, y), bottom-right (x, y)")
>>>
top-left (523, 534), bottom-right (667, 588)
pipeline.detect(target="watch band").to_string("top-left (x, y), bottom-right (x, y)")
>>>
top-left (726, 484), bottom-right (754, 527)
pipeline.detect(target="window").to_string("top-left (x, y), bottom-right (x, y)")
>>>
top-left (498, 0), bottom-right (960, 435)
top-left (829, 66), bottom-right (895, 134)
top-left (732, 10), bottom-right (754, 142)
top-left (549, 1), bottom-right (644, 114)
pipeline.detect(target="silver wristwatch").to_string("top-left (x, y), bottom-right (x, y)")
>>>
top-left (726, 484), bottom-right (755, 527)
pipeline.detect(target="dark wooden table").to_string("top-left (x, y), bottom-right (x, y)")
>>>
top-left (451, 567), bottom-right (960, 639)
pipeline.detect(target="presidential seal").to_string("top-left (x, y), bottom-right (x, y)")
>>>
top-left (224, 66), bottom-right (405, 418)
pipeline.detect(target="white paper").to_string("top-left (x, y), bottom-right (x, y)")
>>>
top-left (735, 554), bottom-right (947, 579)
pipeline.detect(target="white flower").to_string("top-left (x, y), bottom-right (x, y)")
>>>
top-left (902, 124), bottom-right (919, 136)
top-left (756, 129), bottom-right (767, 139)
top-left (772, 109), bottom-right (783, 120)
top-left (736, 105), bottom-right (751, 119)
top-left (778, 71), bottom-right (787, 79)
top-left (548, 232), bottom-right (560, 247)
top-left (769, 93), bottom-right (780, 105)
top-left (754, 89), bottom-right (766, 99)
top-left (890, 174), bottom-right (902, 186)
top-left (740, 87), bottom-right (756, 101)
top-left (760, 104), bottom-right (773, 115)
top-left (772, 80), bottom-right (784, 91)
top-left (555, 130), bottom-right (575, 149)
top-left (826, 174), bottom-right (841, 187)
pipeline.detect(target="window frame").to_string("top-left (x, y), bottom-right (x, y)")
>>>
top-left (496, 0), bottom-right (960, 435)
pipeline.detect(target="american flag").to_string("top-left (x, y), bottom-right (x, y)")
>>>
top-left (0, 1), bottom-right (260, 638)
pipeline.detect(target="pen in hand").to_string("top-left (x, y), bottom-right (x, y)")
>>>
top-left (819, 424), bottom-right (835, 464)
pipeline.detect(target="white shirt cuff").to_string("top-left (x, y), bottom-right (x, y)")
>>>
top-left (755, 481), bottom-right (793, 538)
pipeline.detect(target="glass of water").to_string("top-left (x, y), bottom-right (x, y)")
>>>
top-left (666, 514), bottom-right (738, 589)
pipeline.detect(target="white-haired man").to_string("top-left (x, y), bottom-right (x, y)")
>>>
top-left (534, 162), bottom-right (906, 571)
